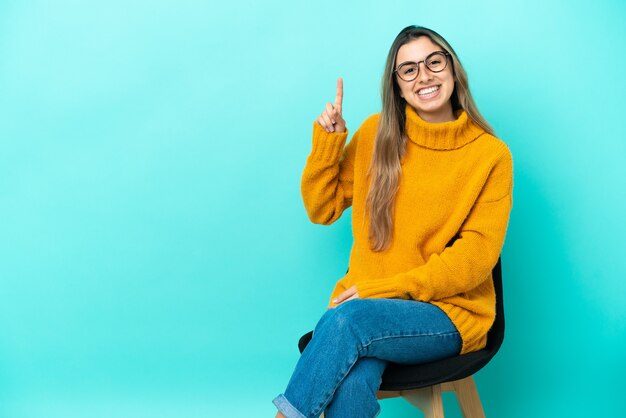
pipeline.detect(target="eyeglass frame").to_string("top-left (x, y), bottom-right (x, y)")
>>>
top-left (393, 51), bottom-right (452, 82)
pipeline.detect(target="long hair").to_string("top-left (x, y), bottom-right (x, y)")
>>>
top-left (366, 25), bottom-right (495, 252)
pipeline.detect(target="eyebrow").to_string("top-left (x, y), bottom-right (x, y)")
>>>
top-left (396, 50), bottom-right (445, 65)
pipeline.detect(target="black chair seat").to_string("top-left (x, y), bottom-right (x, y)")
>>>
top-left (298, 258), bottom-right (504, 392)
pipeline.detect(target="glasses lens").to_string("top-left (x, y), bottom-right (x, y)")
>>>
top-left (426, 52), bottom-right (447, 72)
top-left (398, 63), bottom-right (419, 81)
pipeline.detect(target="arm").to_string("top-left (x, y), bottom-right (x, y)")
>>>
top-left (358, 147), bottom-right (513, 301)
top-left (300, 122), bottom-right (359, 225)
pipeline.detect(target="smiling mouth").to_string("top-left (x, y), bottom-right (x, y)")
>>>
top-left (417, 85), bottom-right (441, 96)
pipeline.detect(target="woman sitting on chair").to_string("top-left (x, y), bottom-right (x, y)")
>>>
top-left (273, 24), bottom-right (513, 418)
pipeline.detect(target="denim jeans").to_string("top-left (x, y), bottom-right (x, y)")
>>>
top-left (273, 298), bottom-right (462, 418)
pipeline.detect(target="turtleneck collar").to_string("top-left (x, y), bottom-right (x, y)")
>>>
top-left (404, 104), bottom-right (485, 150)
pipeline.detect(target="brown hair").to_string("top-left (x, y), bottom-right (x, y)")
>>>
top-left (366, 25), bottom-right (495, 251)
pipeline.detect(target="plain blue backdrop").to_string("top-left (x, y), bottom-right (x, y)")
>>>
top-left (1, 0), bottom-right (624, 417)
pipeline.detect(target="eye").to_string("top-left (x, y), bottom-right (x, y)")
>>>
top-left (399, 64), bottom-right (417, 75)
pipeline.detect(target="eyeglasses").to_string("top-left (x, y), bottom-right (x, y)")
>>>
top-left (394, 51), bottom-right (451, 82)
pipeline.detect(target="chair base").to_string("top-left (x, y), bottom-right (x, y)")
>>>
top-left (376, 375), bottom-right (486, 418)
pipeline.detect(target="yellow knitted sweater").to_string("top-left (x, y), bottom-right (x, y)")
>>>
top-left (301, 103), bottom-right (513, 354)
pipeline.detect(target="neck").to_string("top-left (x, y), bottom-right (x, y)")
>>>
top-left (416, 104), bottom-right (455, 123)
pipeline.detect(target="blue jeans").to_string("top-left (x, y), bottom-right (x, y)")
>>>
top-left (273, 298), bottom-right (462, 418)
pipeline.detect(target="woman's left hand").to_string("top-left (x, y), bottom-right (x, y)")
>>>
top-left (332, 285), bottom-right (360, 306)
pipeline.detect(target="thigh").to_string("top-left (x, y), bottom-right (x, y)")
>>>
top-left (317, 298), bottom-right (462, 364)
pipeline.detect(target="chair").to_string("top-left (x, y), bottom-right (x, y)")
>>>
top-left (297, 258), bottom-right (504, 418)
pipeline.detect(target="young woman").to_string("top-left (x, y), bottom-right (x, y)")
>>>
top-left (273, 25), bottom-right (513, 418)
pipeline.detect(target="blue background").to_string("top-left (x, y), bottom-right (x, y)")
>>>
top-left (1, 0), bottom-right (625, 417)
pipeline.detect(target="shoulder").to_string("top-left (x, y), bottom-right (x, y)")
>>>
top-left (343, 113), bottom-right (380, 150)
top-left (362, 112), bottom-right (381, 127)
top-left (478, 133), bottom-right (514, 189)
top-left (354, 112), bottom-right (381, 135)
top-left (469, 132), bottom-right (514, 192)
top-left (475, 132), bottom-right (513, 165)
top-left (348, 113), bottom-right (380, 150)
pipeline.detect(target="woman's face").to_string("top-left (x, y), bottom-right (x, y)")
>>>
top-left (395, 36), bottom-right (456, 123)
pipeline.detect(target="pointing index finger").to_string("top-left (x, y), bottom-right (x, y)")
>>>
top-left (334, 77), bottom-right (343, 111)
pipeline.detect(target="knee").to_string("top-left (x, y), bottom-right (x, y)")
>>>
top-left (315, 299), bottom-right (368, 335)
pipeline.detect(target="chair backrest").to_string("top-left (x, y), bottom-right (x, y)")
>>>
top-left (485, 257), bottom-right (504, 352)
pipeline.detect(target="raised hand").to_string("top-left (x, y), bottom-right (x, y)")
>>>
top-left (316, 77), bottom-right (346, 133)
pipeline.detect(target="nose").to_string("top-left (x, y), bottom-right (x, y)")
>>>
top-left (416, 62), bottom-right (433, 83)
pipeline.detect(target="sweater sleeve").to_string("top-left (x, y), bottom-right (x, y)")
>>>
top-left (300, 121), bottom-right (358, 225)
top-left (358, 147), bottom-right (513, 302)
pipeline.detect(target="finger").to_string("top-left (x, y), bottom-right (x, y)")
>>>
top-left (335, 77), bottom-right (343, 112)
top-left (331, 294), bottom-right (343, 304)
top-left (335, 294), bottom-right (358, 307)
top-left (316, 117), bottom-right (330, 132)
top-left (321, 112), bottom-right (334, 132)
top-left (318, 115), bottom-right (333, 133)
top-left (333, 111), bottom-right (345, 127)
top-left (333, 286), bottom-right (356, 304)
top-left (325, 102), bottom-right (336, 124)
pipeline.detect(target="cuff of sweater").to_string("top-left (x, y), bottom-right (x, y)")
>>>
top-left (357, 278), bottom-right (401, 299)
top-left (309, 121), bottom-right (349, 163)
top-left (357, 275), bottom-right (427, 301)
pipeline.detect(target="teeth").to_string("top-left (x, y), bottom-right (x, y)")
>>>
top-left (418, 86), bottom-right (439, 95)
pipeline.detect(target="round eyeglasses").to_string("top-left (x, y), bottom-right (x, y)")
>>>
top-left (394, 51), bottom-right (451, 82)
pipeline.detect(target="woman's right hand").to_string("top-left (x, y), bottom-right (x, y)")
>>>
top-left (316, 77), bottom-right (346, 133)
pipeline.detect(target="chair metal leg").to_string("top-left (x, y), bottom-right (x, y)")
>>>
top-left (402, 384), bottom-right (444, 418)
top-left (452, 376), bottom-right (486, 418)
